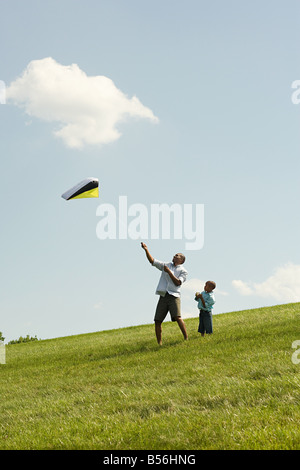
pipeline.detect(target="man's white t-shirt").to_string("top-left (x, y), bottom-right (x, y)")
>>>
top-left (153, 259), bottom-right (187, 298)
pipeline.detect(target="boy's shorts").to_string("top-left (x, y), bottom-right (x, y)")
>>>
top-left (154, 293), bottom-right (181, 322)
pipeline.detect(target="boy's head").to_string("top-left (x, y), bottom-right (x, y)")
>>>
top-left (204, 281), bottom-right (216, 293)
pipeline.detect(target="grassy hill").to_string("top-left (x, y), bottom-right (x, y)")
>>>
top-left (1, 303), bottom-right (300, 450)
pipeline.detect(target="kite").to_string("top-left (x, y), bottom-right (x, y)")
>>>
top-left (61, 177), bottom-right (99, 200)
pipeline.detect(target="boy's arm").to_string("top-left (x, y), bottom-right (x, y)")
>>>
top-left (141, 242), bottom-right (154, 265)
top-left (195, 292), bottom-right (206, 308)
top-left (199, 293), bottom-right (206, 308)
top-left (204, 295), bottom-right (215, 310)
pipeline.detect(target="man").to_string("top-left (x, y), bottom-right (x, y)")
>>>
top-left (141, 242), bottom-right (188, 345)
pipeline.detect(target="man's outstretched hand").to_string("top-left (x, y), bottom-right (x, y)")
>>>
top-left (141, 242), bottom-right (154, 264)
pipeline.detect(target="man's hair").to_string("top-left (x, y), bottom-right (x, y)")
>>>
top-left (179, 254), bottom-right (186, 264)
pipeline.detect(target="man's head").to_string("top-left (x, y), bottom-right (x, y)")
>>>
top-left (172, 253), bottom-right (185, 266)
top-left (204, 281), bottom-right (216, 293)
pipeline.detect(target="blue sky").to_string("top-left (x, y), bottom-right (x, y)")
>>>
top-left (1, 0), bottom-right (300, 343)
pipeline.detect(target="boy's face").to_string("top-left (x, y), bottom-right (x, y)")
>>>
top-left (204, 282), bottom-right (214, 293)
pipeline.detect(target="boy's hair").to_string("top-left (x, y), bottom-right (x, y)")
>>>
top-left (207, 281), bottom-right (216, 290)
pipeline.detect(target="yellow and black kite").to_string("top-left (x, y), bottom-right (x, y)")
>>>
top-left (61, 177), bottom-right (99, 200)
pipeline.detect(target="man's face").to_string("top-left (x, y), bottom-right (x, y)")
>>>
top-left (173, 253), bottom-right (184, 265)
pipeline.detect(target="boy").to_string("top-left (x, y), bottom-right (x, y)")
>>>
top-left (195, 281), bottom-right (216, 336)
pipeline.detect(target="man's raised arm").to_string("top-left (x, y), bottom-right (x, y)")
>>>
top-left (141, 242), bottom-right (154, 265)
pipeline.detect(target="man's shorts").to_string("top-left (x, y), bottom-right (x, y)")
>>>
top-left (154, 293), bottom-right (181, 322)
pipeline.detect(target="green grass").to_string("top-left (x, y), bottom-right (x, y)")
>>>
top-left (1, 303), bottom-right (300, 450)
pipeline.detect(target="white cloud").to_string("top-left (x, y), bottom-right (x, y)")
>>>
top-left (232, 263), bottom-right (300, 303)
top-left (231, 279), bottom-right (254, 296)
top-left (182, 278), bottom-right (206, 293)
top-left (182, 278), bottom-right (228, 296)
top-left (6, 57), bottom-right (158, 149)
top-left (93, 301), bottom-right (103, 310)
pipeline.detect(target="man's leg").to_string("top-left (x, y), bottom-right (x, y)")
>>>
top-left (169, 295), bottom-right (188, 341)
top-left (154, 296), bottom-right (168, 345)
top-left (176, 317), bottom-right (188, 340)
top-left (155, 321), bottom-right (163, 345)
